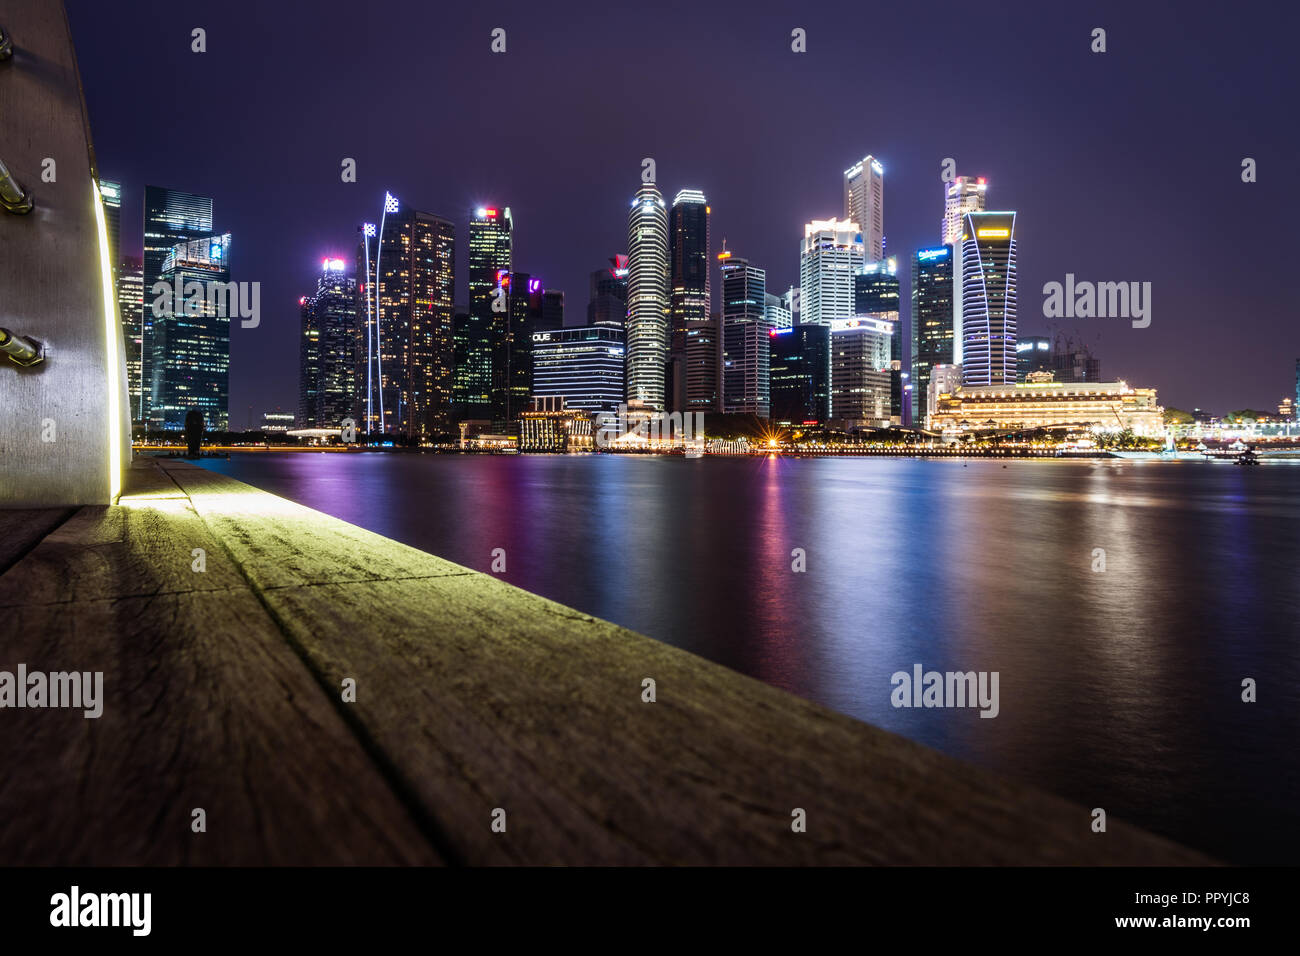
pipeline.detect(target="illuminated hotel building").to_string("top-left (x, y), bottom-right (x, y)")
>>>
top-left (770, 323), bottom-right (830, 424)
top-left (531, 326), bottom-right (625, 414)
top-left (369, 203), bottom-right (456, 439)
top-left (854, 258), bottom-right (902, 424)
top-left (926, 363), bottom-right (962, 430)
top-left (958, 211), bottom-right (1017, 387)
top-left (830, 316), bottom-right (893, 429)
top-left (460, 206), bottom-right (511, 421)
top-left (299, 258), bottom-right (359, 428)
top-left (148, 233), bottom-right (231, 431)
top-left (799, 218), bottom-right (864, 327)
top-left (625, 183), bottom-right (669, 410)
top-left (942, 176), bottom-right (987, 245)
top-left (930, 379), bottom-right (1163, 435)
top-left (911, 246), bottom-right (954, 427)
top-left (142, 186), bottom-right (214, 424)
top-left (720, 251), bottom-right (769, 416)
top-left (843, 155), bottom-right (884, 261)
top-left (116, 256), bottom-right (144, 425)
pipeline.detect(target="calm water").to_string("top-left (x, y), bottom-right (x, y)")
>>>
top-left (200, 452), bottom-right (1300, 863)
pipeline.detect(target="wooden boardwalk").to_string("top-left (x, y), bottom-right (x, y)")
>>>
top-left (0, 458), bottom-right (1214, 865)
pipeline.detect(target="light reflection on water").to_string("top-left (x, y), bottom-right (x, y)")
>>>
top-left (199, 453), bottom-right (1300, 863)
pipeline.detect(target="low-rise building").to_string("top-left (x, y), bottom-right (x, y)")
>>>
top-left (931, 376), bottom-right (1163, 435)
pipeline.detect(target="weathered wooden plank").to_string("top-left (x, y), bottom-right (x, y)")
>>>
top-left (0, 508), bottom-right (74, 574)
top-left (156, 460), bottom-right (467, 588)
top-left (0, 467), bottom-right (445, 865)
top-left (164, 461), bottom-right (1214, 865)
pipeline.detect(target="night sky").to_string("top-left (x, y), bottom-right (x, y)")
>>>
top-left (66, 0), bottom-right (1296, 422)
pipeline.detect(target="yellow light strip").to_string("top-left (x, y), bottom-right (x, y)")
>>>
top-left (92, 181), bottom-right (122, 501)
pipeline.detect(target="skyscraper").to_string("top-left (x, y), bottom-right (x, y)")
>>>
top-left (541, 289), bottom-right (565, 331)
top-left (854, 257), bottom-right (902, 424)
top-left (625, 183), bottom-right (669, 410)
top-left (719, 251), bottom-right (769, 416)
top-left (587, 256), bottom-right (629, 328)
top-left (98, 179), bottom-right (121, 279)
top-left (843, 156), bottom-right (884, 261)
top-left (148, 234), bottom-right (231, 430)
top-left (765, 293), bottom-right (792, 330)
top-left (459, 206), bottom-right (511, 421)
top-left (368, 201), bottom-right (456, 439)
top-left (299, 258), bottom-right (359, 428)
top-left (800, 218), bottom-right (864, 327)
top-left (830, 316), bottom-right (893, 429)
top-left (958, 211), bottom-right (1018, 387)
top-left (669, 190), bottom-right (710, 331)
top-left (1016, 335), bottom-right (1052, 382)
top-left (531, 326), bottom-right (626, 414)
top-left (769, 324), bottom-right (830, 425)
top-left (142, 186), bottom-right (214, 425)
top-left (942, 176), bottom-right (988, 245)
top-left (117, 256), bottom-right (144, 425)
top-left (496, 271), bottom-right (545, 427)
top-left (911, 246), bottom-right (954, 426)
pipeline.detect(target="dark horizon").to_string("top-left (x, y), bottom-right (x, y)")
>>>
top-left (66, 0), bottom-right (1297, 421)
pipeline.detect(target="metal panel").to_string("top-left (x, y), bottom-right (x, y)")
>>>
top-left (0, 0), bottom-right (129, 506)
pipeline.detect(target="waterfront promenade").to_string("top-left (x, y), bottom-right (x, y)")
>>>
top-left (0, 457), bottom-right (1213, 865)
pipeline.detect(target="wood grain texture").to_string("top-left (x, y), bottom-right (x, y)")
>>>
top-left (156, 459), bottom-right (1214, 866)
top-left (0, 463), bottom-right (443, 865)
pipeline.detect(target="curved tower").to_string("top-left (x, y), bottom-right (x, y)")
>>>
top-left (625, 183), bottom-right (669, 410)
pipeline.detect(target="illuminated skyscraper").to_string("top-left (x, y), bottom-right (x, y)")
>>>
top-left (669, 190), bottom-right (710, 331)
top-left (942, 176), bottom-right (988, 245)
top-left (531, 326), bottom-right (626, 414)
top-left (299, 258), bottom-right (360, 428)
top-left (800, 218), bottom-right (864, 327)
top-left (116, 256), bottom-right (144, 424)
top-left (98, 179), bottom-right (121, 279)
top-left (460, 206), bottom-right (511, 420)
top-left (854, 257), bottom-right (902, 424)
top-left (843, 156), bottom-right (884, 261)
top-left (720, 251), bottom-right (769, 416)
top-left (148, 234), bottom-right (231, 430)
top-left (910, 246), bottom-right (954, 426)
top-left (958, 211), bottom-right (1018, 387)
top-left (142, 186), bottom-right (213, 424)
top-left (368, 201), bottom-right (457, 439)
top-left (625, 183), bottom-right (669, 410)
top-left (770, 323), bottom-right (830, 425)
top-left (495, 271), bottom-right (546, 427)
top-left (587, 256), bottom-right (629, 328)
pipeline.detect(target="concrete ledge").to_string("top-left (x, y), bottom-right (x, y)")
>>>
top-left (0, 458), bottom-right (1216, 865)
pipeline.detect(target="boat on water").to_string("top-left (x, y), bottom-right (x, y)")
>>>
top-left (1235, 449), bottom-right (1260, 466)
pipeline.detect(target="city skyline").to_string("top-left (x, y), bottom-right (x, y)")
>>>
top-left (67, 0), bottom-right (1296, 420)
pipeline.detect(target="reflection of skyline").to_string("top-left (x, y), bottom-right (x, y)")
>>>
top-left (197, 452), bottom-right (1300, 863)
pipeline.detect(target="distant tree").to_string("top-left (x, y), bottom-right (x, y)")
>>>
top-left (1224, 409), bottom-right (1271, 423)
top-left (1163, 407), bottom-right (1194, 424)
